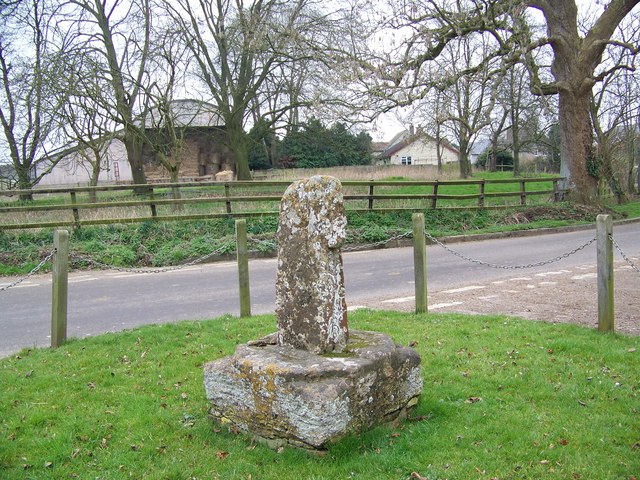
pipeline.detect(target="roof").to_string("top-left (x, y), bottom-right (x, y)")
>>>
top-left (144, 99), bottom-right (224, 129)
top-left (380, 129), bottom-right (458, 158)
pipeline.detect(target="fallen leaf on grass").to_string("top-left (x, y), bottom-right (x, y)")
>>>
top-left (465, 396), bottom-right (482, 404)
top-left (216, 450), bottom-right (229, 460)
top-left (410, 472), bottom-right (428, 480)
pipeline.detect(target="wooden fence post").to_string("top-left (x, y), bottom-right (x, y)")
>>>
top-left (412, 213), bottom-right (428, 314)
top-left (70, 191), bottom-right (80, 227)
top-left (597, 214), bottom-right (614, 332)
top-left (368, 182), bottom-right (375, 210)
top-left (236, 219), bottom-right (251, 317)
top-left (149, 186), bottom-right (157, 217)
top-left (51, 229), bottom-right (69, 348)
top-left (431, 182), bottom-right (439, 209)
top-left (225, 184), bottom-right (232, 215)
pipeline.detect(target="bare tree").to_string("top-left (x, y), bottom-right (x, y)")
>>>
top-left (59, 0), bottom-right (155, 190)
top-left (164, 0), bottom-right (347, 180)
top-left (589, 11), bottom-right (640, 200)
top-left (358, 0), bottom-right (640, 204)
top-left (431, 36), bottom-right (499, 178)
top-left (0, 0), bottom-right (68, 199)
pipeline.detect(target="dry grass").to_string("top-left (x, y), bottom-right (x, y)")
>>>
top-left (252, 164), bottom-right (464, 181)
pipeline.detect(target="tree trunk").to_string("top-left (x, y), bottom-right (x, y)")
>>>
top-left (458, 137), bottom-right (471, 178)
top-left (89, 157), bottom-right (101, 203)
top-left (123, 134), bottom-right (150, 194)
top-left (511, 121), bottom-right (520, 176)
top-left (629, 136), bottom-right (638, 194)
top-left (227, 119), bottom-right (252, 180)
top-left (557, 90), bottom-right (599, 204)
top-left (16, 164), bottom-right (33, 201)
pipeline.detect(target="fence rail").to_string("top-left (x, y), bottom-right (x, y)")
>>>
top-left (0, 176), bottom-right (565, 230)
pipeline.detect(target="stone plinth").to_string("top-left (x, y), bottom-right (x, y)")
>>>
top-left (204, 330), bottom-right (422, 450)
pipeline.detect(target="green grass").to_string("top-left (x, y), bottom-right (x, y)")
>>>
top-left (1, 311), bottom-right (638, 479)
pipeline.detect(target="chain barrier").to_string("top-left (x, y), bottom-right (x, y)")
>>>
top-left (424, 230), bottom-right (597, 270)
top-left (70, 242), bottom-right (234, 274)
top-left (0, 250), bottom-right (55, 292)
top-left (610, 234), bottom-right (640, 273)
top-left (245, 232), bottom-right (413, 253)
top-left (3, 230), bottom-right (633, 292)
top-left (247, 237), bottom-right (277, 254)
top-left (343, 231), bottom-right (413, 252)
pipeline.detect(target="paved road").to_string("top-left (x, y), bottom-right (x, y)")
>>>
top-left (1, 222), bottom-right (638, 357)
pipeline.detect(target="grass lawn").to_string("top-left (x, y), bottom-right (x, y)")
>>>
top-left (1, 311), bottom-right (638, 479)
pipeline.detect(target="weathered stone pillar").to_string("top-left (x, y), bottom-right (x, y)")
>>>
top-left (275, 176), bottom-right (348, 354)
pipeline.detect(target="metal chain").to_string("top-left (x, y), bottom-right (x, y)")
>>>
top-left (424, 230), bottom-right (597, 270)
top-left (610, 234), bottom-right (640, 273)
top-left (245, 232), bottom-right (413, 253)
top-left (71, 242), bottom-right (233, 274)
top-left (247, 237), bottom-right (277, 254)
top-left (0, 250), bottom-right (55, 292)
top-left (343, 231), bottom-right (413, 252)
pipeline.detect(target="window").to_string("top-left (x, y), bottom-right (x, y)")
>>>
top-left (401, 156), bottom-right (412, 165)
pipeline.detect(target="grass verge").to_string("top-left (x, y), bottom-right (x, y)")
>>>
top-left (1, 198), bottom-right (637, 276)
top-left (1, 311), bottom-right (638, 479)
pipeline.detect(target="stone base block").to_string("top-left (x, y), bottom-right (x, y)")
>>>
top-left (203, 330), bottom-right (422, 450)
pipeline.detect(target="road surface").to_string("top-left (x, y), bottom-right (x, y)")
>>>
top-left (1, 222), bottom-right (638, 357)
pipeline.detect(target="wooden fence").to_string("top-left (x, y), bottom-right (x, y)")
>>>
top-left (0, 177), bottom-right (565, 230)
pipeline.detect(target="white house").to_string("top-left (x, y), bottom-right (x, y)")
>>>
top-left (377, 129), bottom-right (459, 166)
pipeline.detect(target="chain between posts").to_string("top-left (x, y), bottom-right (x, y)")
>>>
top-left (424, 230), bottom-right (597, 269)
top-left (70, 242), bottom-right (233, 274)
top-left (610, 234), bottom-right (640, 273)
top-left (4, 230), bottom-right (626, 290)
top-left (0, 250), bottom-right (56, 291)
top-left (343, 231), bottom-right (413, 252)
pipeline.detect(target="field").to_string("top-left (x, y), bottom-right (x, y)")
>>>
top-left (1, 310), bottom-right (638, 479)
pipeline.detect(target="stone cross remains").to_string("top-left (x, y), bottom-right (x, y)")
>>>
top-left (275, 175), bottom-right (348, 354)
top-left (203, 175), bottom-right (422, 450)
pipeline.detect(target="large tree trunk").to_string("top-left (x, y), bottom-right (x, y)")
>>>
top-left (557, 90), bottom-right (599, 204)
top-left (227, 119), bottom-right (252, 180)
top-left (16, 164), bottom-right (33, 201)
top-left (123, 134), bottom-right (150, 194)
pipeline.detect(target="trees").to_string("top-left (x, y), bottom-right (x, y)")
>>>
top-left (59, 0), bottom-right (155, 189)
top-left (278, 119), bottom-right (372, 168)
top-left (428, 37), bottom-right (498, 178)
top-left (164, 0), bottom-right (344, 180)
top-left (0, 0), bottom-right (68, 198)
top-left (362, 0), bottom-right (640, 204)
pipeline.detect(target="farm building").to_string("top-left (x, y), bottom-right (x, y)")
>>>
top-left (37, 100), bottom-right (234, 187)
